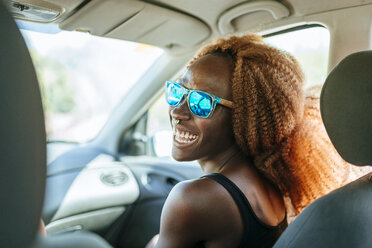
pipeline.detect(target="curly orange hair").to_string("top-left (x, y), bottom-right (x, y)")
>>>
top-left (189, 34), bottom-right (365, 215)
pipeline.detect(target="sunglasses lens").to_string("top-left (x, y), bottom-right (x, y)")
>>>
top-left (189, 91), bottom-right (213, 118)
top-left (166, 82), bottom-right (183, 106)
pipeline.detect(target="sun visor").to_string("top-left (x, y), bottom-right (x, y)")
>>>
top-left (60, 0), bottom-right (210, 49)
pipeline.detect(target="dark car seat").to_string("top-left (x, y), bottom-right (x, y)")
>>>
top-left (273, 51), bottom-right (372, 248)
top-left (0, 2), bottom-right (111, 247)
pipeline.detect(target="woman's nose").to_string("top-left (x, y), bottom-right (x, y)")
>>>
top-left (169, 100), bottom-right (191, 121)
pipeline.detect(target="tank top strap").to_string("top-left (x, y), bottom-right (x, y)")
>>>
top-left (201, 173), bottom-right (252, 247)
top-left (201, 173), bottom-right (287, 248)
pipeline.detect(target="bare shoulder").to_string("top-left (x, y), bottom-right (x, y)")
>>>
top-left (156, 177), bottom-right (241, 247)
top-left (162, 177), bottom-right (224, 223)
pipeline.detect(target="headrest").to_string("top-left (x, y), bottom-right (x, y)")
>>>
top-left (0, 2), bottom-right (46, 247)
top-left (320, 51), bottom-right (372, 166)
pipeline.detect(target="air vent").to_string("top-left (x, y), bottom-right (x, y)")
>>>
top-left (7, 0), bottom-right (61, 22)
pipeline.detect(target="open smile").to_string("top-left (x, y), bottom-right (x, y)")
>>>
top-left (173, 128), bottom-right (199, 147)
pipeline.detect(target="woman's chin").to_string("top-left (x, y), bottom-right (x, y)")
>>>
top-left (171, 150), bottom-right (187, 161)
top-left (171, 147), bottom-right (196, 162)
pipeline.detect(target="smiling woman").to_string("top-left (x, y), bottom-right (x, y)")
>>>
top-left (147, 26), bottom-right (330, 157)
top-left (21, 29), bottom-right (163, 143)
top-left (147, 33), bottom-right (365, 248)
top-left (168, 54), bottom-right (236, 163)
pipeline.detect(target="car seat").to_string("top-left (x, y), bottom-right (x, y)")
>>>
top-left (0, 2), bottom-right (111, 247)
top-left (273, 51), bottom-right (372, 248)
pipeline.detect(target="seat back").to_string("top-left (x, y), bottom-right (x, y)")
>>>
top-left (0, 2), bottom-right (112, 248)
top-left (0, 2), bottom-right (46, 247)
top-left (320, 51), bottom-right (372, 165)
top-left (273, 51), bottom-right (372, 248)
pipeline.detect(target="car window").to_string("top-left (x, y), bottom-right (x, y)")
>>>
top-left (21, 29), bottom-right (163, 143)
top-left (147, 26), bottom-right (330, 157)
top-left (265, 26), bottom-right (330, 91)
top-left (147, 93), bottom-right (173, 157)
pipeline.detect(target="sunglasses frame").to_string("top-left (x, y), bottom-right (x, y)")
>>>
top-left (166, 81), bottom-right (233, 118)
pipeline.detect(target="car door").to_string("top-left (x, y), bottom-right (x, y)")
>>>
top-left (20, 28), bottom-right (202, 248)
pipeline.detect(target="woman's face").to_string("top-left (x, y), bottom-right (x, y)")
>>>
top-left (169, 54), bottom-right (235, 162)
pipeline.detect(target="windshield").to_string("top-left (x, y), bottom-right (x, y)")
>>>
top-left (21, 29), bottom-right (163, 143)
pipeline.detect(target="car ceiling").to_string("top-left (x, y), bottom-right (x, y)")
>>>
top-left (8, 0), bottom-right (372, 52)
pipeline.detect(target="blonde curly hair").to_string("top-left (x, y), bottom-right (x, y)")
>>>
top-left (189, 34), bottom-right (367, 215)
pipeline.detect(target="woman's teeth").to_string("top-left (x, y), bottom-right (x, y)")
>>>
top-left (174, 129), bottom-right (198, 144)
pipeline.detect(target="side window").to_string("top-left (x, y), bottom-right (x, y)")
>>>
top-left (147, 93), bottom-right (172, 157)
top-left (147, 26), bottom-right (330, 157)
top-left (265, 26), bottom-right (330, 94)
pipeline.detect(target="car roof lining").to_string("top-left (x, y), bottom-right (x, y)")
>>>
top-left (8, 0), bottom-right (372, 52)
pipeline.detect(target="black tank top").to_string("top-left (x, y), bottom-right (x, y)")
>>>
top-left (201, 173), bottom-right (287, 248)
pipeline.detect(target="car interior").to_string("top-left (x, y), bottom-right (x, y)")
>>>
top-left (0, 0), bottom-right (371, 248)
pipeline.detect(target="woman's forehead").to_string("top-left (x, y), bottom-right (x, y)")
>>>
top-left (179, 54), bottom-right (233, 98)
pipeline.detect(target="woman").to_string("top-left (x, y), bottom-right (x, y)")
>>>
top-left (153, 34), bottom-right (360, 248)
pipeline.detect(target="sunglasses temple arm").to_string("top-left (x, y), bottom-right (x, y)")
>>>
top-left (220, 98), bottom-right (234, 109)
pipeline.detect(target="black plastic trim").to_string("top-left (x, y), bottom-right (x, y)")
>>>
top-left (263, 24), bottom-right (325, 38)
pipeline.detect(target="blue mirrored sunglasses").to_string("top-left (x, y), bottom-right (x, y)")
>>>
top-left (165, 81), bottom-right (233, 118)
